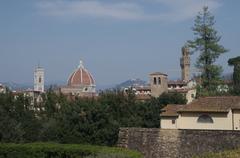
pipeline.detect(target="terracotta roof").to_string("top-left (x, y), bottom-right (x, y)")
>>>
top-left (178, 96), bottom-right (240, 113)
top-left (161, 104), bottom-right (184, 117)
top-left (149, 72), bottom-right (168, 76)
top-left (68, 61), bottom-right (95, 86)
top-left (168, 88), bottom-right (195, 93)
top-left (168, 80), bottom-right (188, 85)
top-left (135, 86), bottom-right (151, 91)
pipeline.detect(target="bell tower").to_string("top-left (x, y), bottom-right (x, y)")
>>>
top-left (180, 46), bottom-right (190, 81)
top-left (34, 66), bottom-right (44, 92)
top-left (149, 72), bottom-right (168, 97)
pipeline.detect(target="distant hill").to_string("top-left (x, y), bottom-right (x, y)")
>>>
top-left (0, 81), bottom-right (66, 91)
top-left (1, 82), bottom-right (32, 91)
top-left (116, 79), bottom-right (147, 89)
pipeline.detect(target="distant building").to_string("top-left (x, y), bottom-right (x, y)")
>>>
top-left (34, 66), bottom-right (45, 93)
top-left (0, 83), bottom-right (6, 94)
top-left (180, 46), bottom-right (190, 81)
top-left (149, 72), bottom-right (168, 97)
top-left (60, 60), bottom-right (96, 97)
top-left (23, 90), bottom-right (44, 109)
top-left (130, 79), bottom-right (196, 104)
top-left (160, 96), bottom-right (240, 130)
top-left (124, 46), bottom-right (196, 103)
top-left (168, 80), bottom-right (196, 104)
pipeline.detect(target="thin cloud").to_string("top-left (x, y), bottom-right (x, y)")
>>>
top-left (37, 0), bottom-right (222, 22)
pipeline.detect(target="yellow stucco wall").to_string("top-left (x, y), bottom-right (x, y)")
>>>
top-left (161, 117), bottom-right (178, 129)
top-left (177, 111), bottom-right (233, 130)
top-left (233, 110), bottom-right (240, 130)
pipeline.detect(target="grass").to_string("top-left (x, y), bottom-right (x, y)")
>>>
top-left (0, 143), bottom-right (143, 158)
top-left (194, 148), bottom-right (240, 158)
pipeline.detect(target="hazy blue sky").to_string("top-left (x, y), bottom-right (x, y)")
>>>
top-left (0, 0), bottom-right (239, 86)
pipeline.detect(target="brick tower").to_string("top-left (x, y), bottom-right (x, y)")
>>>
top-left (180, 46), bottom-right (190, 81)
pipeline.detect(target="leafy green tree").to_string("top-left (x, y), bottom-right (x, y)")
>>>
top-left (0, 88), bottom-right (187, 146)
top-left (158, 92), bottom-right (187, 106)
top-left (228, 56), bottom-right (240, 95)
top-left (188, 6), bottom-right (228, 90)
top-left (0, 92), bottom-right (41, 143)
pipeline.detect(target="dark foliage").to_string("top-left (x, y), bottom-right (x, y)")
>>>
top-left (0, 143), bottom-right (143, 158)
top-left (0, 89), bottom-right (186, 146)
top-left (228, 56), bottom-right (240, 95)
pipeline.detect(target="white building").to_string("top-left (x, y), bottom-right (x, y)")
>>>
top-left (160, 96), bottom-right (240, 130)
top-left (34, 66), bottom-right (44, 93)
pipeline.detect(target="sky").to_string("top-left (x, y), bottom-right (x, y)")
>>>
top-left (0, 0), bottom-right (239, 87)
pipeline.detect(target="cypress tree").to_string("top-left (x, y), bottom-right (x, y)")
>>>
top-left (188, 6), bottom-right (228, 90)
top-left (228, 56), bottom-right (240, 95)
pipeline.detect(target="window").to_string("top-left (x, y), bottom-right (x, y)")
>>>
top-left (153, 77), bottom-right (157, 85)
top-left (158, 77), bottom-right (161, 85)
top-left (197, 114), bottom-right (214, 123)
top-left (39, 77), bottom-right (42, 83)
top-left (172, 119), bottom-right (176, 124)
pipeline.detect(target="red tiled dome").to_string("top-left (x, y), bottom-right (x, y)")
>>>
top-left (68, 61), bottom-right (95, 86)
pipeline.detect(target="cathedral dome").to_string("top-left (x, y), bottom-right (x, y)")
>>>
top-left (68, 60), bottom-right (95, 86)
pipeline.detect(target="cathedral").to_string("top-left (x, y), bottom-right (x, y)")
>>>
top-left (60, 60), bottom-right (96, 97)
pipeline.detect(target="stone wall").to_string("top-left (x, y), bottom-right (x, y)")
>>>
top-left (117, 128), bottom-right (240, 158)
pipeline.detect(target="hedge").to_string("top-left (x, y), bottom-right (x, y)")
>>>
top-left (0, 143), bottom-right (143, 158)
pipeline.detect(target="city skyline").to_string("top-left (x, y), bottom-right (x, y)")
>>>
top-left (0, 0), bottom-right (239, 86)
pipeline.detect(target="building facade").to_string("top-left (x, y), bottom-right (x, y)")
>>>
top-left (160, 96), bottom-right (240, 130)
top-left (129, 78), bottom-right (196, 103)
top-left (168, 80), bottom-right (197, 104)
top-left (149, 72), bottom-right (168, 97)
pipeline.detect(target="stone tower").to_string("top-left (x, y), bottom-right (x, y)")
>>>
top-left (34, 66), bottom-right (44, 92)
top-left (180, 46), bottom-right (190, 81)
top-left (150, 72), bottom-right (168, 97)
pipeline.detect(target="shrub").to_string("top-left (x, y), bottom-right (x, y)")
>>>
top-left (0, 143), bottom-right (143, 158)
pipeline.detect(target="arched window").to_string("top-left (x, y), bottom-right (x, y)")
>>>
top-left (153, 77), bottom-right (157, 85)
top-left (158, 77), bottom-right (161, 85)
top-left (197, 114), bottom-right (214, 123)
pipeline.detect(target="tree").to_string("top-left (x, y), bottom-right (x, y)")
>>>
top-left (188, 6), bottom-right (228, 90)
top-left (158, 92), bottom-right (187, 106)
top-left (228, 56), bottom-right (240, 94)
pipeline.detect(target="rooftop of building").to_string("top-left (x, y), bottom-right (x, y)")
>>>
top-left (178, 96), bottom-right (240, 113)
top-left (67, 60), bottom-right (95, 87)
top-left (167, 80), bottom-right (189, 85)
top-left (149, 72), bottom-right (168, 76)
top-left (160, 96), bottom-right (240, 117)
top-left (161, 104), bottom-right (184, 117)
